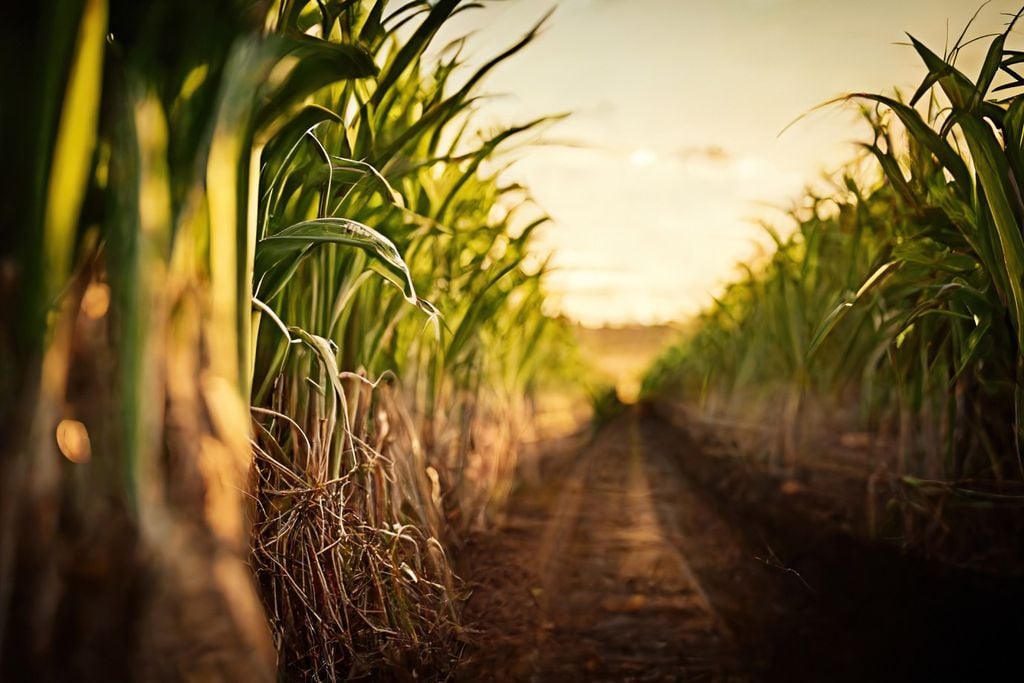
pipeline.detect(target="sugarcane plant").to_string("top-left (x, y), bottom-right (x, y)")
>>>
top-left (1, 0), bottom-right (574, 679)
top-left (644, 9), bottom-right (1024, 489)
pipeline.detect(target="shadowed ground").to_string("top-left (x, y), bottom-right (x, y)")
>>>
top-left (456, 409), bottom-right (1024, 682)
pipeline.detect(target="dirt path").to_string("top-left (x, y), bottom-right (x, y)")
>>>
top-left (457, 411), bottom-right (776, 681)
top-left (525, 412), bottom-right (744, 681)
top-left (456, 409), bottom-right (1024, 682)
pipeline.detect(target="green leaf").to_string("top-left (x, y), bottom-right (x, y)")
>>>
top-left (806, 260), bottom-right (901, 358)
top-left (851, 92), bottom-right (971, 190)
top-left (975, 33), bottom-right (1007, 105)
top-left (908, 34), bottom-right (977, 110)
top-left (957, 115), bottom-right (1024, 347)
top-left (447, 262), bottom-right (518, 364)
top-left (260, 103), bottom-right (342, 235)
top-left (955, 321), bottom-right (992, 380)
top-left (43, 0), bottom-right (106, 300)
top-left (255, 36), bottom-right (377, 132)
top-left (256, 217), bottom-right (418, 304)
top-left (371, 0), bottom-right (460, 108)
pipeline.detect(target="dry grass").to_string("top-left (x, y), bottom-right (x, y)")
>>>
top-left (251, 450), bottom-right (460, 679)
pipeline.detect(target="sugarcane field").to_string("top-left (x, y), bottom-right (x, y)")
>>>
top-left (5, 1), bottom-right (1024, 681)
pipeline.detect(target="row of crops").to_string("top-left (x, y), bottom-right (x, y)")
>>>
top-left (644, 16), bottom-right (1024, 489)
top-left (0, 0), bottom-right (575, 679)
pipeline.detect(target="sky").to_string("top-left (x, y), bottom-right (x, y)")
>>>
top-left (436, 0), bottom-right (1022, 326)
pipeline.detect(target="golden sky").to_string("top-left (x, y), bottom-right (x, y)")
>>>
top-left (441, 0), bottom-right (1018, 326)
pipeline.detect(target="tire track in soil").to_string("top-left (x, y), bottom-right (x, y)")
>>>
top-left (458, 411), bottom-right (764, 682)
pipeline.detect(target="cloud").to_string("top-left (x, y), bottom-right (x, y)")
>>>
top-left (675, 145), bottom-right (732, 163)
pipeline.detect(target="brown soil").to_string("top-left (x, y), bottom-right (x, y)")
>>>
top-left (455, 408), bottom-right (1024, 682)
